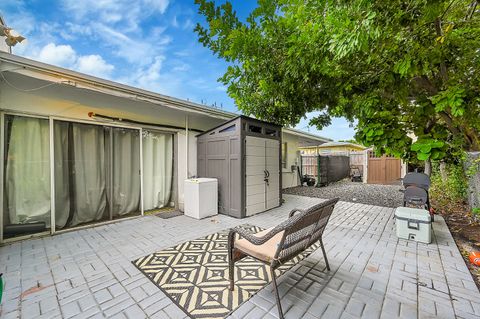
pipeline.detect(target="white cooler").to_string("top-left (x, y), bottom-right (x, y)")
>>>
top-left (394, 207), bottom-right (432, 244)
top-left (184, 178), bottom-right (218, 219)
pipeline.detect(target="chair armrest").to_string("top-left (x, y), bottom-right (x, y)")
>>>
top-left (228, 225), bottom-right (284, 246)
top-left (289, 208), bottom-right (306, 218)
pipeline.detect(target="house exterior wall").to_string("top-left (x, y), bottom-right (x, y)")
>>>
top-left (282, 132), bottom-right (300, 188)
top-left (176, 131), bottom-right (197, 211)
top-left (0, 80), bottom-right (199, 214)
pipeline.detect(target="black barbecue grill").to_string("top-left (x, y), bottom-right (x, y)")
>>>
top-left (401, 172), bottom-right (433, 220)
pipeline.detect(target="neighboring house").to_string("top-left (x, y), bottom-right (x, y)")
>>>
top-left (0, 52), bottom-right (330, 243)
top-left (300, 141), bottom-right (366, 155)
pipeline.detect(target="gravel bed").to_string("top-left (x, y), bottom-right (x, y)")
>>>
top-left (283, 179), bottom-right (404, 208)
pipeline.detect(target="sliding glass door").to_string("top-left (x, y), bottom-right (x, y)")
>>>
top-left (3, 115), bottom-right (51, 239)
top-left (53, 121), bottom-right (141, 230)
top-left (2, 113), bottom-right (176, 241)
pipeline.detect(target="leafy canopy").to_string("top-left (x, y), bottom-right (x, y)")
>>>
top-left (195, 0), bottom-right (480, 161)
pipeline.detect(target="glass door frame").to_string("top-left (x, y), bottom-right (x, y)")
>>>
top-left (0, 111), bottom-right (145, 243)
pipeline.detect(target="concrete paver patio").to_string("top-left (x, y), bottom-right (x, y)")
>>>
top-left (1, 194), bottom-right (479, 319)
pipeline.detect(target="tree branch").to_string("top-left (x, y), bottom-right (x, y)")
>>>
top-left (441, 0), bottom-right (458, 19)
top-left (434, 18), bottom-right (448, 84)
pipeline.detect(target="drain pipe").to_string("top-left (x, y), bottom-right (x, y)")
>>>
top-left (185, 115), bottom-right (189, 179)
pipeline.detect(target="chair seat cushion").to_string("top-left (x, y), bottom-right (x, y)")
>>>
top-left (234, 227), bottom-right (284, 263)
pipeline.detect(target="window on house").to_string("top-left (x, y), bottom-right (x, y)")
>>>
top-left (281, 142), bottom-right (287, 169)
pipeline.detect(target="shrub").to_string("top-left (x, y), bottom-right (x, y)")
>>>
top-left (430, 163), bottom-right (468, 211)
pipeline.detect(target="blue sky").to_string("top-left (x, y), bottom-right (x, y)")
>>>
top-left (0, 0), bottom-right (355, 141)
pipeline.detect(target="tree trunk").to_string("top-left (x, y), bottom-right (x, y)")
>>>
top-left (424, 159), bottom-right (432, 176)
top-left (439, 161), bottom-right (448, 181)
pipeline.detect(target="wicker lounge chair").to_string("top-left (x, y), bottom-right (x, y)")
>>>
top-left (228, 198), bottom-right (339, 319)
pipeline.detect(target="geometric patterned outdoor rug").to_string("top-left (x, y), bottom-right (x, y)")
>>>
top-left (132, 224), bottom-right (321, 319)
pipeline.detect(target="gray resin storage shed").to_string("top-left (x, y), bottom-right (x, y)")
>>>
top-left (197, 116), bottom-right (282, 218)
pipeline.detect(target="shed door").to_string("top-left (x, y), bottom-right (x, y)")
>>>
top-left (245, 136), bottom-right (280, 216)
top-left (265, 139), bottom-right (280, 210)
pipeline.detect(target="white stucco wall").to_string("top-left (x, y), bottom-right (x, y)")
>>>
top-left (176, 131), bottom-right (197, 211)
top-left (281, 132), bottom-right (300, 189)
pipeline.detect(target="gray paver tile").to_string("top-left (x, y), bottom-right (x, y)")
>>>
top-left (1, 196), bottom-right (479, 319)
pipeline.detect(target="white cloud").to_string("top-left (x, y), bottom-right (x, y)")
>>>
top-left (75, 55), bottom-right (115, 78)
top-left (64, 22), bottom-right (171, 65)
top-left (61, 0), bottom-right (170, 32)
top-left (172, 61), bottom-right (190, 72)
top-left (143, 0), bottom-right (169, 14)
top-left (32, 43), bottom-right (77, 67)
top-left (172, 16), bottom-right (179, 28)
top-left (183, 19), bottom-right (194, 30)
top-left (27, 42), bottom-right (114, 78)
top-left (134, 56), bottom-right (165, 86)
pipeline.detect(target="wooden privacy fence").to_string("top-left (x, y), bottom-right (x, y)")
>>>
top-left (301, 155), bottom-right (318, 176)
top-left (302, 150), bottom-right (403, 185)
top-left (349, 151), bottom-right (365, 177)
top-left (367, 151), bottom-right (401, 184)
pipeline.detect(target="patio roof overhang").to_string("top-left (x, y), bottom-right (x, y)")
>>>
top-left (0, 52), bottom-right (332, 143)
top-left (0, 52), bottom-right (236, 131)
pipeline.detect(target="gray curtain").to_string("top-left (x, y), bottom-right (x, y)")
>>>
top-left (68, 123), bottom-right (108, 226)
top-left (53, 121), bottom-right (70, 228)
top-left (54, 122), bottom-right (107, 228)
top-left (5, 117), bottom-right (163, 231)
top-left (142, 131), bottom-right (173, 211)
top-left (110, 128), bottom-right (140, 216)
top-left (5, 116), bottom-right (51, 226)
top-left (54, 123), bottom-right (141, 229)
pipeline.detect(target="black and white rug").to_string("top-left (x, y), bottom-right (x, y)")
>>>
top-left (132, 224), bottom-right (320, 319)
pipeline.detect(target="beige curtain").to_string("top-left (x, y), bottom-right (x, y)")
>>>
top-left (6, 116), bottom-right (51, 226)
top-left (142, 131), bottom-right (173, 211)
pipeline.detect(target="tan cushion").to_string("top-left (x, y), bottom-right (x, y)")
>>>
top-left (234, 227), bottom-right (284, 262)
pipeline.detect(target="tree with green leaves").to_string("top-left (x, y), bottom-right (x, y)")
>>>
top-left (195, 0), bottom-right (480, 165)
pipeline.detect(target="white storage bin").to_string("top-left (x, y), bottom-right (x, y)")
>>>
top-left (184, 178), bottom-right (218, 219)
top-left (394, 207), bottom-right (432, 244)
